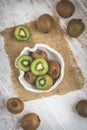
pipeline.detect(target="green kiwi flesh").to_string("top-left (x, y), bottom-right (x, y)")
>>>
top-left (16, 55), bottom-right (33, 72)
top-left (31, 58), bottom-right (48, 76)
top-left (67, 19), bottom-right (85, 37)
top-left (14, 25), bottom-right (30, 41)
top-left (56, 0), bottom-right (75, 18)
top-left (35, 75), bottom-right (53, 90)
top-left (76, 100), bottom-right (87, 118)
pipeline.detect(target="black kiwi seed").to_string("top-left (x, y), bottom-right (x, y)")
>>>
top-left (6, 97), bottom-right (24, 114)
top-left (56, 0), bottom-right (75, 18)
top-left (67, 19), bottom-right (85, 37)
top-left (76, 100), bottom-right (87, 118)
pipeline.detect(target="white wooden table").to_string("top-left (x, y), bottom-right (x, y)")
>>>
top-left (0, 0), bottom-right (87, 130)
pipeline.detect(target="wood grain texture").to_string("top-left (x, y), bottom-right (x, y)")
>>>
top-left (0, 0), bottom-right (87, 130)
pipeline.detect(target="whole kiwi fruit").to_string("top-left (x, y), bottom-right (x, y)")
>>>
top-left (67, 19), bottom-right (85, 37)
top-left (21, 113), bottom-right (40, 130)
top-left (56, 0), bottom-right (75, 18)
top-left (31, 49), bottom-right (47, 59)
top-left (6, 97), bottom-right (24, 114)
top-left (48, 60), bottom-right (61, 79)
top-left (37, 14), bottom-right (54, 33)
top-left (24, 71), bottom-right (36, 84)
top-left (76, 100), bottom-right (87, 118)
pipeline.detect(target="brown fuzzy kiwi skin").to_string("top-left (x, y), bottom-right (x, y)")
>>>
top-left (24, 71), bottom-right (36, 84)
top-left (67, 19), bottom-right (85, 38)
top-left (37, 14), bottom-right (54, 33)
top-left (6, 98), bottom-right (24, 114)
top-left (56, 0), bottom-right (75, 18)
top-left (31, 49), bottom-right (47, 59)
top-left (21, 113), bottom-right (40, 130)
top-left (48, 60), bottom-right (61, 79)
top-left (76, 100), bottom-right (87, 118)
top-left (45, 75), bottom-right (53, 90)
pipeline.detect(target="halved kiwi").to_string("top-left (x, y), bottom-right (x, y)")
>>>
top-left (35, 74), bottom-right (53, 90)
top-left (6, 97), bottom-right (24, 114)
top-left (76, 100), bottom-right (87, 118)
top-left (16, 55), bottom-right (33, 72)
top-left (67, 19), bottom-right (85, 37)
top-left (14, 25), bottom-right (30, 41)
top-left (48, 60), bottom-right (61, 79)
top-left (21, 113), bottom-right (40, 130)
top-left (31, 58), bottom-right (48, 76)
top-left (56, 0), bottom-right (75, 18)
top-left (31, 49), bottom-right (47, 59)
top-left (37, 14), bottom-right (54, 33)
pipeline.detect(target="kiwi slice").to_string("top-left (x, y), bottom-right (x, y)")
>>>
top-left (48, 60), bottom-right (61, 79)
top-left (16, 55), bottom-right (33, 72)
top-left (31, 58), bottom-right (48, 76)
top-left (6, 97), bottom-right (24, 114)
top-left (35, 75), bottom-right (53, 90)
top-left (37, 14), bottom-right (54, 33)
top-left (76, 100), bottom-right (87, 118)
top-left (31, 49), bottom-right (47, 59)
top-left (56, 0), bottom-right (75, 18)
top-left (14, 25), bottom-right (30, 41)
top-left (24, 71), bottom-right (36, 84)
top-left (21, 113), bottom-right (40, 130)
top-left (67, 19), bottom-right (85, 37)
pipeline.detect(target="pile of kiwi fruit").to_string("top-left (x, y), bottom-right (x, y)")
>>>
top-left (16, 49), bottom-right (61, 90)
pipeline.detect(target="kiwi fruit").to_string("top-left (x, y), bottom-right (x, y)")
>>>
top-left (56, 0), bottom-right (75, 18)
top-left (37, 14), bottom-right (54, 33)
top-left (31, 58), bottom-right (48, 76)
top-left (24, 71), bottom-right (36, 84)
top-left (14, 25), bottom-right (30, 41)
top-left (67, 19), bottom-right (85, 37)
top-left (76, 100), bottom-right (87, 118)
top-left (48, 60), bottom-right (61, 79)
top-left (35, 74), bottom-right (53, 90)
top-left (16, 55), bottom-right (33, 72)
top-left (21, 113), bottom-right (40, 130)
top-left (31, 49), bottom-right (47, 59)
top-left (6, 97), bottom-right (24, 114)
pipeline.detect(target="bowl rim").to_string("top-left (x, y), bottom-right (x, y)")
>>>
top-left (15, 43), bottom-right (65, 93)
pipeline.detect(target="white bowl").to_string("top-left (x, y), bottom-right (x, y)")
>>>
top-left (15, 43), bottom-right (64, 93)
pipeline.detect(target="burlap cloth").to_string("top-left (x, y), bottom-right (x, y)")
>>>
top-left (1, 16), bottom-right (84, 101)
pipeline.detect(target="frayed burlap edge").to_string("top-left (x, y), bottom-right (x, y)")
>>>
top-left (1, 16), bottom-right (84, 101)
